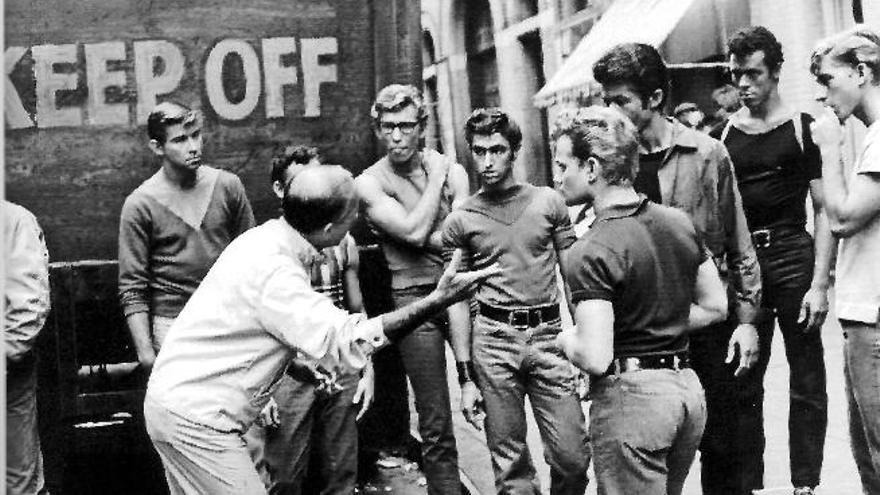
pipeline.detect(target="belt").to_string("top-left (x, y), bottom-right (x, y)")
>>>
top-left (602, 352), bottom-right (690, 377)
top-left (750, 225), bottom-right (804, 249)
top-left (478, 302), bottom-right (560, 328)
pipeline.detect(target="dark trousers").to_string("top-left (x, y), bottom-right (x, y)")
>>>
top-left (692, 229), bottom-right (827, 494)
top-left (392, 285), bottom-right (461, 495)
top-left (253, 373), bottom-right (360, 495)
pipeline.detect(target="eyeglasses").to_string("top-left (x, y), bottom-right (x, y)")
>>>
top-left (378, 121), bottom-right (420, 135)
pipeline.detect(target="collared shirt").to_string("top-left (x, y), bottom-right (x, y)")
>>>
top-left (566, 196), bottom-right (706, 357)
top-left (118, 165), bottom-right (256, 320)
top-left (3, 201), bottom-right (50, 364)
top-left (651, 119), bottom-right (761, 325)
top-left (836, 121), bottom-right (880, 323)
top-left (146, 218), bottom-right (386, 433)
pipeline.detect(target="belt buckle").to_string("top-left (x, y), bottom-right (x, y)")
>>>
top-left (508, 309), bottom-right (530, 329)
top-left (752, 229), bottom-right (771, 249)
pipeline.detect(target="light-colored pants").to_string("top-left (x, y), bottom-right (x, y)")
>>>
top-left (841, 320), bottom-right (880, 494)
top-left (472, 313), bottom-right (590, 495)
top-left (144, 396), bottom-right (266, 495)
top-left (6, 356), bottom-right (46, 495)
top-left (590, 367), bottom-right (706, 495)
top-left (151, 315), bottom-right (175, 353)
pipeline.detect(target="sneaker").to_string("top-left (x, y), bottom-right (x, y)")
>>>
top-left (793, 487), bottom-right (815, 495)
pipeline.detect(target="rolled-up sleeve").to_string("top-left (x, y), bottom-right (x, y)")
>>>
top-left (256, 262), bottom-right (387, 371)
top-left (715, 145), bottom-right (762, 324)
top-left (4, 205), bottom-right (50, 363)
top-left (118, 196), bottom-right (153, 317)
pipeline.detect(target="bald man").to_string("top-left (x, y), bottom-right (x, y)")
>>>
top-left (144, 165), bottom-right (498, 495)
top-left (119, 101), bottom-right (255, 375)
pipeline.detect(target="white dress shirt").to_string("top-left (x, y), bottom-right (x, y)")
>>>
top-left (146, 218), bottom-right (386, 433)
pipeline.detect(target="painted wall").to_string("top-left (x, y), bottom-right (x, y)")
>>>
top-left (5, 0), bottom-right (396, 261)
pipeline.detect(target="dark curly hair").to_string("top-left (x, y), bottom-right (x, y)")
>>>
top-left (464, 108), bottom-right (523, 153)
top-left (270, 145), bottom-right (320, 185)
top-left (728, 26), bottom-right (784, 72)
top-left (593, 43), bottom-right (669, 108)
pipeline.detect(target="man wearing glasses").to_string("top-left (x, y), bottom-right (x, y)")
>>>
top-left (355, 84), bottom-right (470, 495)
top-left (118, 101), bottom-right (255, 375)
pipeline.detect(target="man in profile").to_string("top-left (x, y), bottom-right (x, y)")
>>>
top-left (145, 165), bottom-right (497, 494)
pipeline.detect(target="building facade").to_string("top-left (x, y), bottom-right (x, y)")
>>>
top-left (422, 0), bottom-right (879, 185)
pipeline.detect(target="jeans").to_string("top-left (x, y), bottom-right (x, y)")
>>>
top-left (691, 315), bottom-right (762, 495)
top-left (691, 228), bottom-right (826, 494)
top-left (247, 372), bottom-right (359, 495)
top-left (841, 320), bottom-right (880, 494)
top-left (591, 368), bottom-right (706, 495)
top-left (751, 229), bottom-right (827, 488)
top-left (392, 285), bottom-right (460, 495)
top-left (6, 355), bottom-right (47, 495)
top-left (145, 396), bottom-right (267, 495)
top-left (472, 313), bottom-right (590, 495)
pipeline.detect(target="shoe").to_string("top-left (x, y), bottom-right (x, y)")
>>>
top-left (793, 487), bottom-right (815, 495)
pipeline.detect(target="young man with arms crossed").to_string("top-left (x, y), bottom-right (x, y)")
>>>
top-left (144, 164), bottom-right (497, 494)
top-left (722, 26), bottom-right (835, 495)
top-left (553, 105), bottom-right (727, 495)
top-left (355, 84), bottom-right (471, 495)
top-left (810, 26), bottom-right (880, 494)
top-left (593, 43), bottom-right (763, 495)
top-left (118, 102), bottom-right (255, 373)
top-left (441, 108), bottom-right (590, 495)
top-left (248, 146), bottom-right (375, 495)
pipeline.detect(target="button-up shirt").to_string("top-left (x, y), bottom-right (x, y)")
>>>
top-left (146, 218), bottom-right (386, 433)
top-left (3, 201), bottom-right (50, 364)
top-left (654, 120), bottom-right (761, 324)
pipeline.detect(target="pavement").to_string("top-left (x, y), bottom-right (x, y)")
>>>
top-left (377, 311), bottom-right (862, 494)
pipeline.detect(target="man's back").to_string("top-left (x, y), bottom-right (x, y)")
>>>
top-left (567, 199), bottom-right (703, 357)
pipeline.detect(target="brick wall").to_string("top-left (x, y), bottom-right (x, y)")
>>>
top-left (5, 0), bottom-right (391, 261)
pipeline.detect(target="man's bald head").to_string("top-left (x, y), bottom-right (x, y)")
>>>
top-left (282, 165), bottom-right (357, 234)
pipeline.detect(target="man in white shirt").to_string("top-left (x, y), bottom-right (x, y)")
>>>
top-left (810, 25), bottom-right (880, 494)
top-left (144, 165), bottom-right (497, 495)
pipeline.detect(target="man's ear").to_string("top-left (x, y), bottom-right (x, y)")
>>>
top-left (856, 62), bottom-right (873, 87)
top-left (148, 139), bottom-right (165, 158)
top-left (585, 156), bottom-right (600, 183)
top-left (272, 180), bottom-right (285, 200)
top-left (648, 88), bottom-right (665, 112)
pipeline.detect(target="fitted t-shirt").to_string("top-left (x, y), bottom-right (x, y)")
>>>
top-left (836, 121), bottom-right (880, 323)
top-left (441, 183), bottom-right (575, 307)
top-left (723, 113), bottom-right (821, 230)
top-left (634, 150), bottom-right (666, 204)
top-left (565, 197), bottom-right (707, 357)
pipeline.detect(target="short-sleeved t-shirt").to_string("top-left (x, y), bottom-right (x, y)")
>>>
top-left (565, 197), bottom-right (707, 357)
top-left (442, 183), bottom-right (575, 307)
top-left (723, 113), bottom-right (821, 230)
top-left (836, 121), bottom-right (880, 323)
